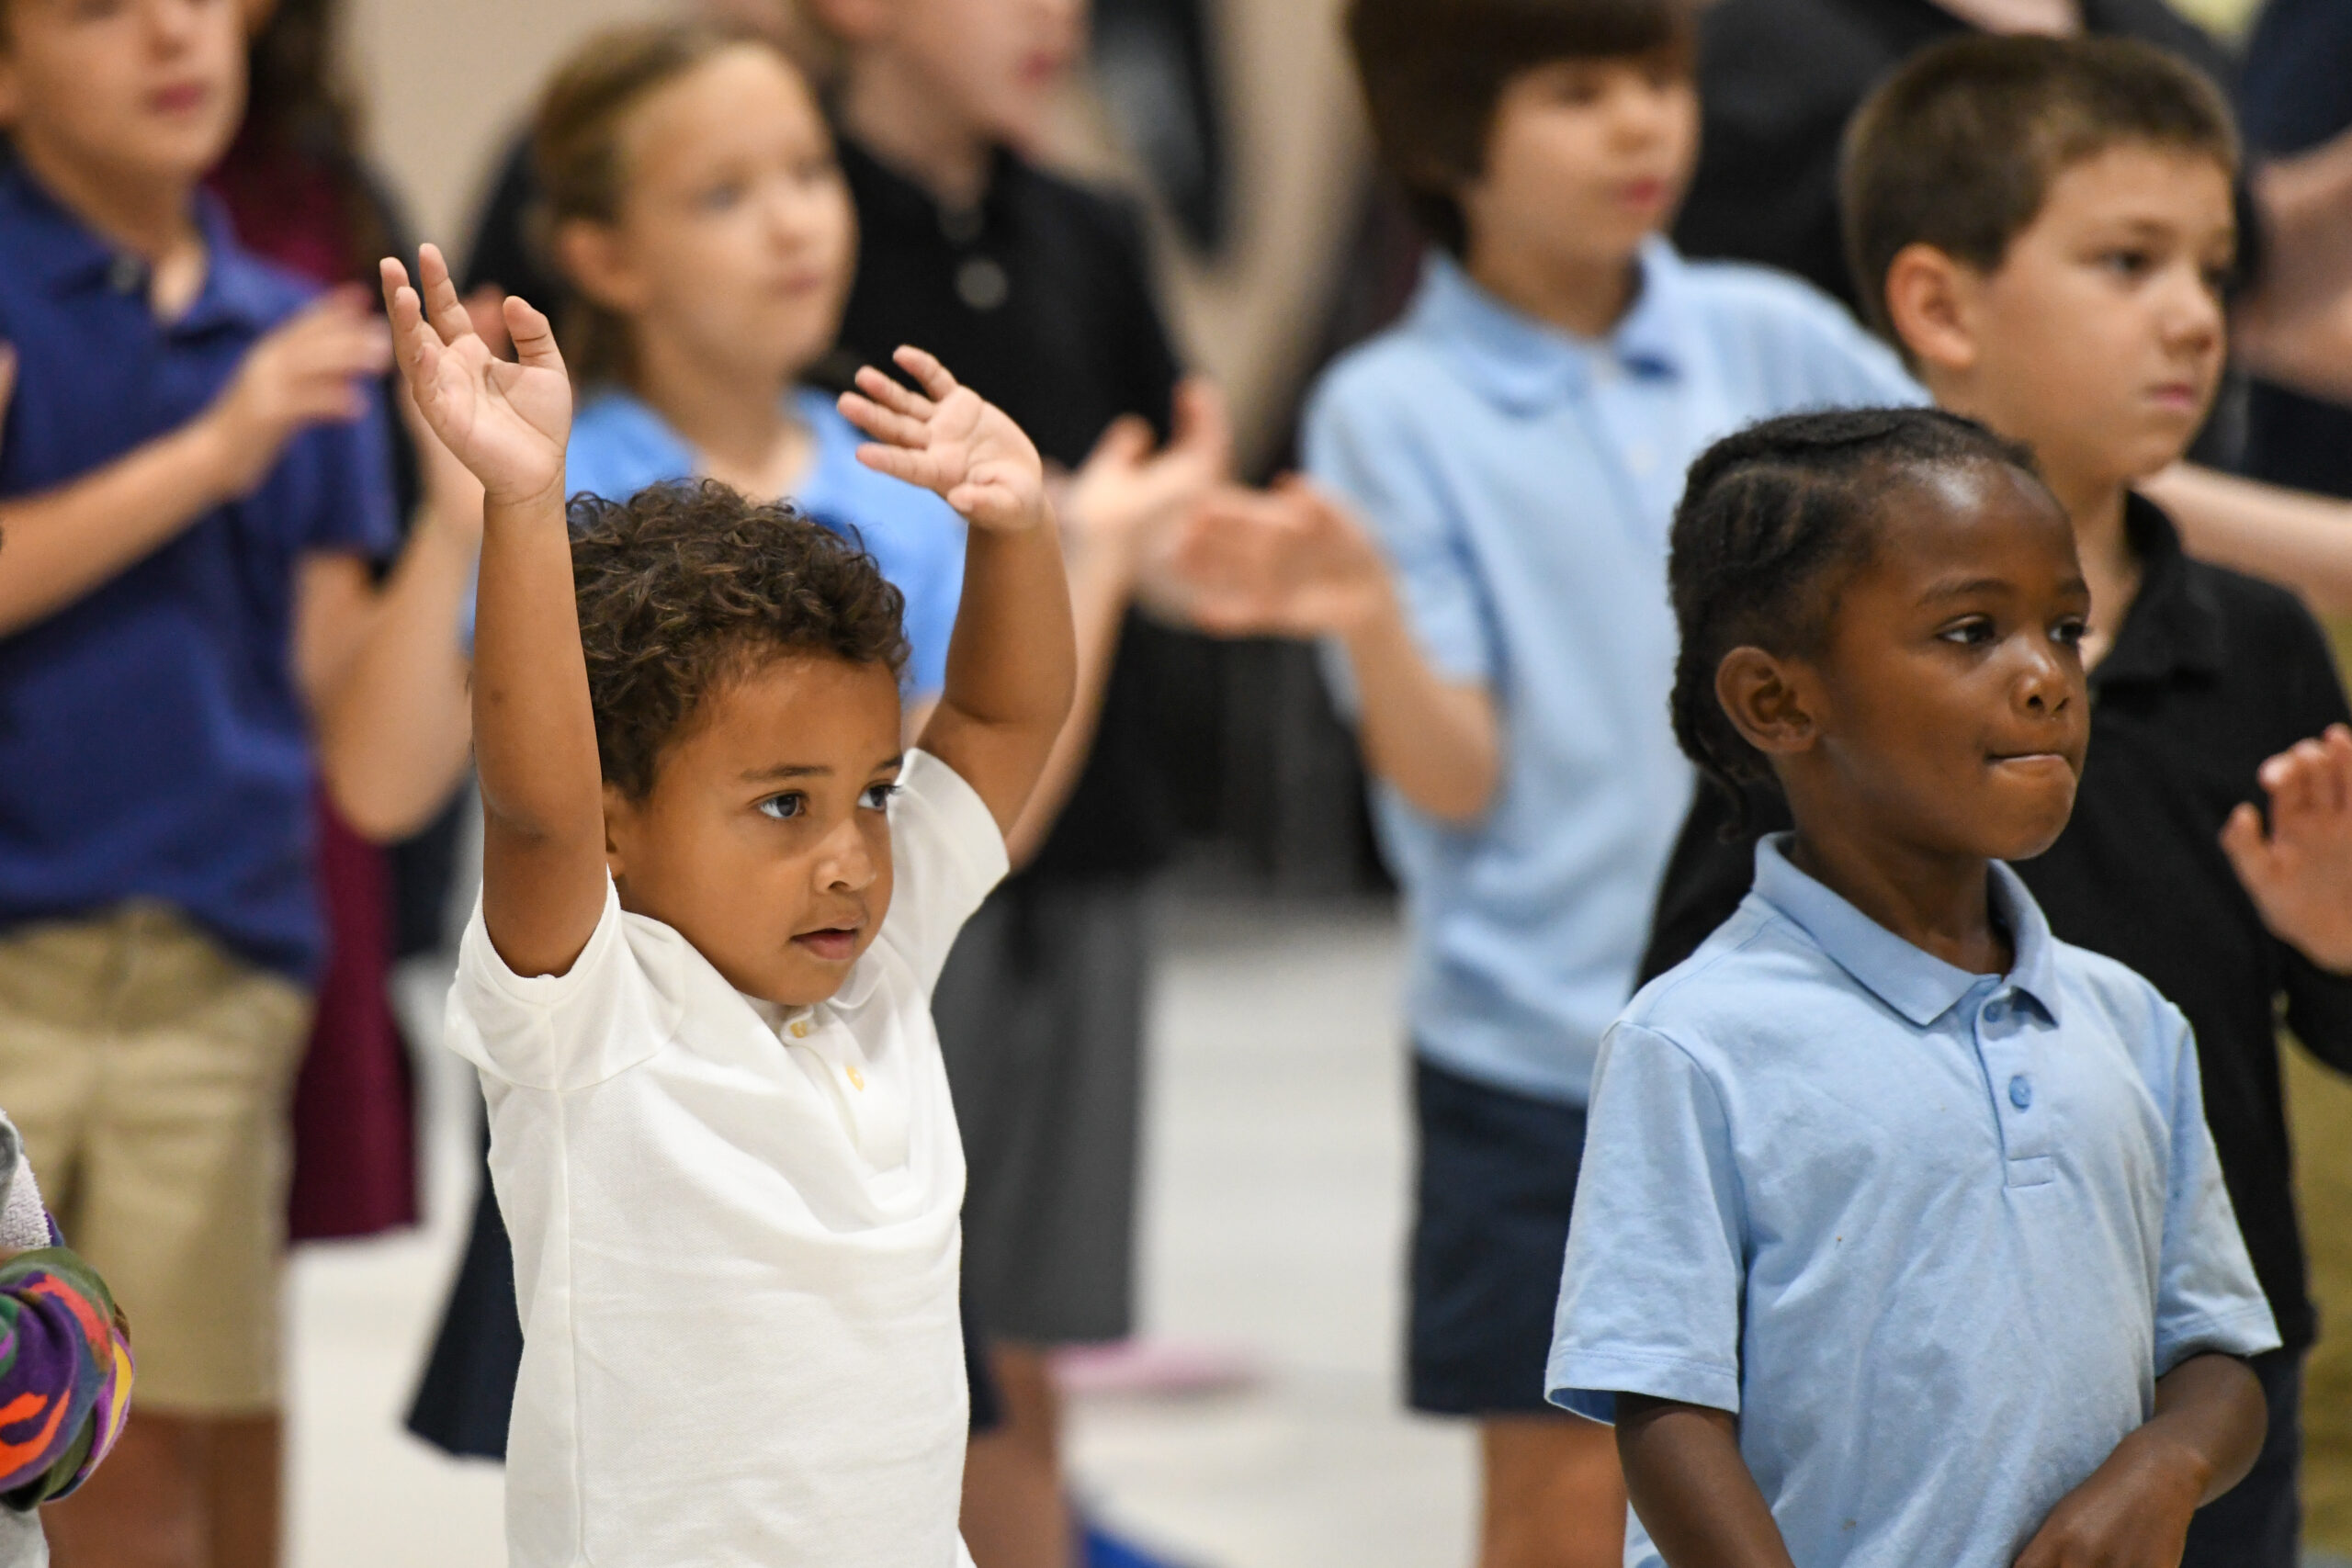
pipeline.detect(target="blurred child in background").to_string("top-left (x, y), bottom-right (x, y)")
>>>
top-left (805, 0), bottom-right (1229, 1562)
top-left (1171, 0), bottom-right (1919, 1561)
top-left (0, 0), bottom-right (473, 1561)
top-left (1552, 405), bottom-right (2277, 1568)
top-left (1639, 37), bottom-right (2352, 1564)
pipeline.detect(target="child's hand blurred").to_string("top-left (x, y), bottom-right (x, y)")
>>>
top-left (1168, 477), bottom-right (1395, 639)
top-left (841, 347), bottom-right (1046, 534)
top-left (200, 286), bottom-right (391, 499)
top-left (1063, 376), bottom-right (1231, 581)
top-left (2010, 1427), bottom-right (2206, 1568)
top-left (2222, 723), bottom-right (2352, 972)
top-left (379, 245), bottom-right (571, 508)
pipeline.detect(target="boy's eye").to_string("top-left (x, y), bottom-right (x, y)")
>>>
top-left (1937, 616), bottom-right (1996, 648)
top-left (757, 793), bottom-right (806, 821)
top-left (2052, 617), bottom-right (2088, 649)
top-left (697, 181), bottom-right (748, 213)
top-left (2097, 249), bottom-right (2153, 280)
top-left (861, 782), bottom-right (899, 812)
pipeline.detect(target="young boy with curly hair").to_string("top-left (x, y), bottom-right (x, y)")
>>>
top-left (381, 241), bottom-right (1073, 1566)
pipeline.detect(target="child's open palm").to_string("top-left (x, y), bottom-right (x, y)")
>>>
top-left (2222, 723), bottom-right (2352, 973)
top-left (1170, 478), bottom-right (1395, 638)
top-left (379, 244), bottom-right (571, 507)
top-left (841, 347), bottom-right (1046, 533)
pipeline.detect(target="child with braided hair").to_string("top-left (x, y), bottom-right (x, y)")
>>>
top-left (1548, 404), bottom-right (2278, 1568)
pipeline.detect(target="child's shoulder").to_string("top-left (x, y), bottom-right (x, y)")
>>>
top-left (1303, 318), bottom-right (1472, 438)
top-left (995, 155), bottom-right (1155, 266)
top-left (1661, 252), bottom-right (1910, 378)
top-left (2177, 546), bottom-right (2338, 669)
top-left (1615, 899), bottom-right (1854, 1066)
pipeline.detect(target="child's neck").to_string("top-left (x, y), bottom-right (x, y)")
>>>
top-left (2049, 469), bottom-right (2140, 668)
top-left (631, 335), bottom-right (811, 503)
top-left (1463, 238), bottom-right (1642, 342)
top-left (1785, 816), bottom-right (2011, 977)
top-left (14, 131), bottom-right (207, 317)
top-left (837, 55), bottom-right (995, 211)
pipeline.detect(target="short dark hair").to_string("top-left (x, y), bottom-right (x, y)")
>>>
top-left (1668, 406), bottom-right (2044, 827)
top-left (1841, 33), bottom-right (2238, 340)
top-left (1344, 0), bottom-right (1694, 256)
top-left (570, 480), bottom-right (910, 799)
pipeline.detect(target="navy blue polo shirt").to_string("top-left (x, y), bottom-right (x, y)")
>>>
top-left (0, 157), bottom-right (397, 982)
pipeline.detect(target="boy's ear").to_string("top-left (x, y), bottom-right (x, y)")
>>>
top-left (554, 219), bottom-right (647, 316)
top-left (602, 782), bottom-right (634, 883)
top-left (1715, 646), bottom-right (1820, 759)
top-left (1883, 242), bottom-right (1983, 378)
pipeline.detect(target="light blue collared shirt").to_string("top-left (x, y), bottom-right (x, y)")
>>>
top-left (565, 386), bottom-right (967, 697)
top-left (1306, 240), bottom-right (1922, 1103)
top-left (1547, 836), bottom-right (2278, 1568)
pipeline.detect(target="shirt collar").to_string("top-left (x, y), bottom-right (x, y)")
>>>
top-left (1750, 833), bottom-right (2064, 1027)
top-left (1408, 237), bottom-right (1689, 414)
top-left (1, 153), bottom-right (285, 333)
top-left (2090, 492), bottom-right (2227, 689)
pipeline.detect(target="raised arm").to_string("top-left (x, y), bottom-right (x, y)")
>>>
top-left (840, 346), bottom-right (1075, 835)
top-left (380, 245), bottom-right (600, 978)
top-left (1616, 1397), bottom-right (1798, 1568)
top-left (2141, 464), bottom-right (2352, 617)
top-left (0, 289), bottom-right (390, 636)
top-left (1170, 479), bottom-right (1500, 824)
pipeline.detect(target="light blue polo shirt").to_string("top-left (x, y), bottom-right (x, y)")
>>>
top-left (1547, 836), bottom-right (2278, 1568)
top-left (1306, 240), bottom-right (1921, 1104)
top-left (565, 386), bottom-right (967, 696)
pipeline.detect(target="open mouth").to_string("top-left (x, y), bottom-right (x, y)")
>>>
top-left (791, 927), bottom-right (860, 963)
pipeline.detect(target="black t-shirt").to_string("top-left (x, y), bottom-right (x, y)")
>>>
top-left (1639, 496), bottom-right (2352, 1351)
top-left (837, 136), bottom-right (1185, 884)
top-left (1674, 0), bottom-right (2234, 309)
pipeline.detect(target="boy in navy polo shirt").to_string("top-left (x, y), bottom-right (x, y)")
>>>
top-left (1170, 0), bottom-right (1914, 1560)
top-left (0, 0), bottom-right (476, 1561)
top-left (1552, 406), bottom-right (2278, 1568)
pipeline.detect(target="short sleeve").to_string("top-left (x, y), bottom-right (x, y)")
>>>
top-left (1302, 374), bottom-right (1499, 703)
top-left (2152, 1006), bottom-right (2282, 1371)
top-left (1546, 1022), bottom-right (1747, 1423)
top-left (447, 879), bottom-right (678, 1092)
top-left (876, 750), bottom-right (1011, 994)
top-left (283, 381), bottom-right (400, 560)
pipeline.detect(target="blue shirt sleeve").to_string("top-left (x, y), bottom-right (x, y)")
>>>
top-left (2150, 1004), bottom-right (2281, 1371)
top-left (1302, 368), bottom-right (1500, 697)
top-left (282, 380), bottom-right (400, 560)
top-left (1546, 1021), bottom-right (1747, 1422)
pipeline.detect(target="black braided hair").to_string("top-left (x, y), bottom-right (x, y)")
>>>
top-left (1668, 406), bottom-right (2042, 830)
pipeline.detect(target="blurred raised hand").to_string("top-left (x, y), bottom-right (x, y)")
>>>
top-left (841, 346), bottom-right (1047, 533)
top-left (2222, 723), bottom-right (2352, 973)
top-left (1170, 477), bottom-right (1396, 638)
top-left (1065, 375), bottom-right (1231, 586)
top-left (379, 244), bottom-right (569, 507)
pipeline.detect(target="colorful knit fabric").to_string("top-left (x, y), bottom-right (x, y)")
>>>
top-left (0, 1241), bottom-right (131, 1504)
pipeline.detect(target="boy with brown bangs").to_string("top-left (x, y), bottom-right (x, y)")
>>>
top-left (1638, 34), bottom-right (2352, 1566)
top-left (1170, 0), bottom-right (1920, 1562)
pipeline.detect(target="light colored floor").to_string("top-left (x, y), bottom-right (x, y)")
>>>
top-left (283, 893), bottom-right (1477, 1568)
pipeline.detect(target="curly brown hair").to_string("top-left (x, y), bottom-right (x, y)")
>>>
top-left (570, 480), bottom-right (910, 799)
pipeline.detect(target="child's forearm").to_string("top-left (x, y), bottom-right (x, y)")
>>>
top-left (1339, 587), bottom-right (1500, 825)
top-left (0, 412), bottom-right (243, 636)
top-left (471, 488), bottom-right (608, 968)
top-left (308, 505), bottom-right (478, 840)
top-left (924, 510), bottom-right (1078, 832)
top-left (2142, 464), bottom-right (2352, 616)
top-left (2140, 1353), bottom-right (2267, 1506)
top-left (1618, 1396), bottom-right (1798, 1568)
top-left (1003, 528), bottom-right (1131, 866)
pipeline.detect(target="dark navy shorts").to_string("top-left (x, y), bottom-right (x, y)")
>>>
top-left (1408, 1055), bottom-right (1590, 1416)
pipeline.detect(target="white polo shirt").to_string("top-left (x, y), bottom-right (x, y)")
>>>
top-left (447, 750), bottom-right (1007, 1568)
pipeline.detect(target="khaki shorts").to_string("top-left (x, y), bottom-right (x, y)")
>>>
top-left (0, 904), bottom-right (311, 1415)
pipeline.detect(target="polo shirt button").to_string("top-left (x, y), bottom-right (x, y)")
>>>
top-left (2008, 1075), bottom-right (2032, 1111)
top-left (788, 1020), bottom-right (810, 1040)
top-left (1984, 998), bottom-right (2007, 1024)
top-left (107, 254), bottom-right (143, 295)
top-left (956, 256), bottom-right (1009, 311)
top-left (846, 1064), bottom-right (865, 1092)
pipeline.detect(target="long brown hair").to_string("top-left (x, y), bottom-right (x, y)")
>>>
top-left (530, 23), bottom-right (773, 389)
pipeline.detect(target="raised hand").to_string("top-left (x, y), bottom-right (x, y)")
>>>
top-left (2222, 723), bottom-right (2352, 972)
top-left (1065, 375), bottom-right (1232, 572)
top-left (379, 244), bottom-right (570, 507)
top-left (1168, 478), bottom-right (1396, 639)
top-left (202, 286), bottom-right (392, 499)
top-left (840, 346), bottom-right (1046, 533)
